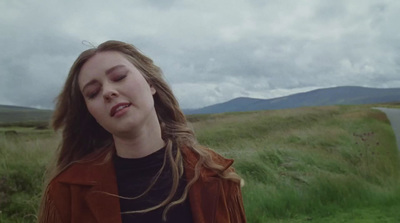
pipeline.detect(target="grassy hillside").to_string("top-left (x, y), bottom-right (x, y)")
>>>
top-left (0, 105), bottom-right (52, 125)
top-left (189, 105), bottom-right (400, 222)
top-left (1, 105), bottom-right (399, 222)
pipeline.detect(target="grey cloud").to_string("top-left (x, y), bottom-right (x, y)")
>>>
top-left (0, 32), bottom-right (86, 108)
top-left (1, 0), bottom-right (400, 109)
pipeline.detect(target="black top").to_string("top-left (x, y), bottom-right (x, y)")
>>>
top-left (113, 146), bottom-right (193, 223)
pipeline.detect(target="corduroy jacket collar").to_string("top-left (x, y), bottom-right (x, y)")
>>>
top-left (50, 146), bottom-right (237, 223)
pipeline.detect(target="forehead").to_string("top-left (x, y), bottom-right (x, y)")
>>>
top-left (78, 51), bottom-right (133, 86)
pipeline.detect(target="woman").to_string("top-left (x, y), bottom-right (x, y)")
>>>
top-left (38, 40), bottom-right (246, 223)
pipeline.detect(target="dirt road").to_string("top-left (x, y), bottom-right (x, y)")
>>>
top-left (374, 107), bottom-right (400, 151)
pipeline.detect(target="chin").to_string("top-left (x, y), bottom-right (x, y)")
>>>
top-left (109, 123), bottom-right (137, 136)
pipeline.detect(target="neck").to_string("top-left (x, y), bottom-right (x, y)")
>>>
top-left (113, 122), bottom-right (165, 159)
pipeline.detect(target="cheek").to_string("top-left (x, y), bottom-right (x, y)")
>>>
top-left (85, 101), bottom-right (102, 121)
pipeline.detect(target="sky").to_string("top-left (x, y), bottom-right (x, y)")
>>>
top-left (1, 0), bottom-right (399, 109)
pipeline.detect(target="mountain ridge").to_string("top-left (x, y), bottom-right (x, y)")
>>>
top-left (183, 86), bottom-right (400, 114)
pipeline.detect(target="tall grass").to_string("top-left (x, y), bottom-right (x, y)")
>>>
top-left (0, 128), bottom-right (58, 223)
top-left (1, 105), bottom-right (399, 222)
top-left (191, 105), bottom-right (400, 222)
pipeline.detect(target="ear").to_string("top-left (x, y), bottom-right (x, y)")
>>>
top-left (150, 85), bottom-right (156, 95)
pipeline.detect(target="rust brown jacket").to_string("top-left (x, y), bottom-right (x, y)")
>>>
top-left (39, 147), bottom-right (246, 223)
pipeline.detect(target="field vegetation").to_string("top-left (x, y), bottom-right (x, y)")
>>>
top-left (0, 106), bottom-right (52, 124)
top-left (1, 104), bottom-right (400, 222)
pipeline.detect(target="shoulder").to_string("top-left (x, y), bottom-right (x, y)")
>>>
top-left (39, 149), bottom-right (116, 223)
top-left (205, 147), bottom-right (234, 169)
top-left (44, 149), bottom-right (115, 213)
top-left (183, 146), bottom-right (246, 222)
top-left (182, 145), bottom-right (233, 168)
top-left (50, 148), bottom-right (114, 187)
top-left (181, 145), bottom-right (237, 180)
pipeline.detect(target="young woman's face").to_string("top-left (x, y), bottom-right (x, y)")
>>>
top-left (78, 51), bottom-right (157, 136)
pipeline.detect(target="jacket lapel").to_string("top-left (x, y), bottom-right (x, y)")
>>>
top-left (84, 151), bottom-right (122, 223)
top-left (85, 184), bottom-right (121, 223)
top-left (59, 149), bottom-right (122, 223)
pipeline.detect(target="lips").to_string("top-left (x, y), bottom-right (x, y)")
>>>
top-left (110, 103), bottom-right (131, 117)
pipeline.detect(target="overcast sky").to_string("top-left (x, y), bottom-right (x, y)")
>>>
top-left (1, 0), bottom-right (399, 109)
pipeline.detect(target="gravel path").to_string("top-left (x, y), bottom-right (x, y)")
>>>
top-left (374, 107), bottom-right (400, 151)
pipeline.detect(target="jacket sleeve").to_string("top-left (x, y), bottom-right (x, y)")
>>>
top-left (226, 179), bottom-right (247, 223)
top-left (37, 186), bottom-right (64, 223)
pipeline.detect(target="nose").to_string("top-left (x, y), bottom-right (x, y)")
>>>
top-left (102, 84), bottom-right (118, 101)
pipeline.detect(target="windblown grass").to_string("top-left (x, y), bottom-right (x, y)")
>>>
top-left (0, 127), bottom-right (58, 223)
top-left (191, 105), bottom-right (400, 222)
top-left (1, 105), bottom-right (399, 222)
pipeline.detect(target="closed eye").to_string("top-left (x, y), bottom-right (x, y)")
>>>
top-left (113, 74), bottom-right (127, 82)
top-left (84, 83), bottom-right (101, 99)
top-left (87, 89), bottom-right (100, 99)
top-left (108, 66), bottom-right (128, 82)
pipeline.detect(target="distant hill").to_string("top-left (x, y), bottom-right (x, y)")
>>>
top-left (0, 105), bottom-right (52, 124)
top-left (184, 86), bottom-right (400, 114)
top-left (0, 104), bottom-right (39, 112)
top-left (1, 86), bottom-right (399, 122)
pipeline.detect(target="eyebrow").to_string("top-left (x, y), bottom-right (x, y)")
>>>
top-left (81, 65), bottom-right (126, 92)
top-left (106, 65), bottom-right (126, 75)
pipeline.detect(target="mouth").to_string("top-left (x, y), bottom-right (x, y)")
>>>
top-left (110, 103), bottom-right (131, 117)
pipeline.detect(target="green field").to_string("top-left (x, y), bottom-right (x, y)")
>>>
top-left (1, 105), bottom-right (400, 222)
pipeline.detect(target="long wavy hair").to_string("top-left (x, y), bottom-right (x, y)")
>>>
top-left (38, 40), bottom-right (241, 221)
